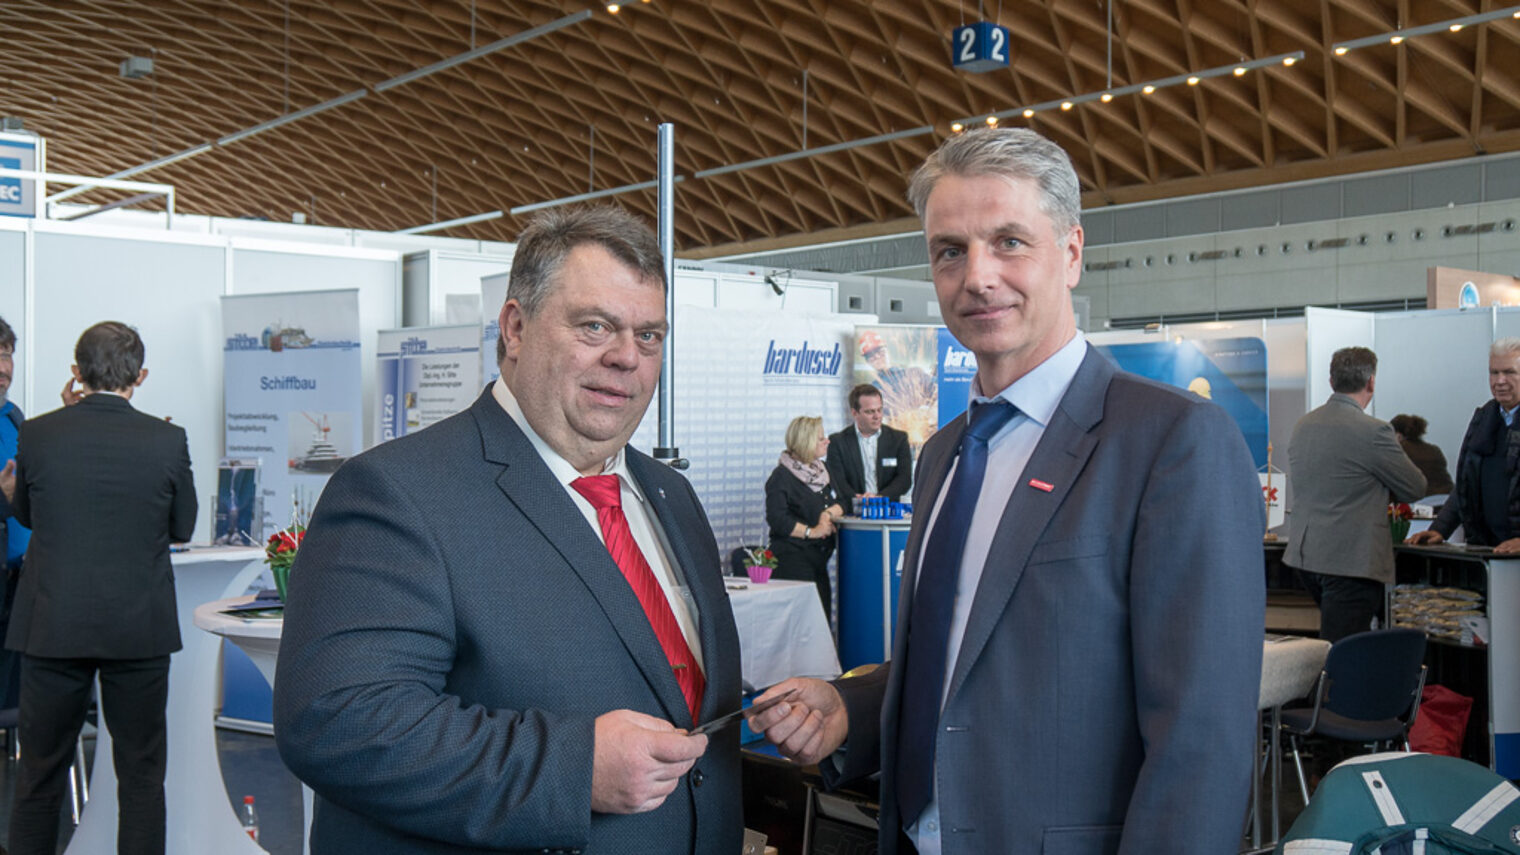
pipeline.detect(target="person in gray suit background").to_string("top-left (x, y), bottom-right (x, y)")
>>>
top-left (1287, 347), bottom-right (1426, 642)
top-left (754, 128), bottom-right (1265, 854)
top-left (274, 206), bottom-right (741, 853)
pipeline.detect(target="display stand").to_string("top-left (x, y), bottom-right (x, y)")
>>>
top-left (65, 547), bottom-right (265, 855)
top-left (836, 517), bottom-right (911, 671)
top-left (1395, 544), bottom-right (1520, 777)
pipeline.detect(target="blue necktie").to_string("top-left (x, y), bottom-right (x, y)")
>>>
top-left (896, 399), bottom-right (1018, 824)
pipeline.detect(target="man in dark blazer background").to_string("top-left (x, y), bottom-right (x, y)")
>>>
top-left (275, 205), bottom-right (742, 854)
top-left (756, 128), bottom-right (1265, 854)
top-left (5, 321), bottom-right (196, 855)
top-left (825, 383), bottom-right (913, 514)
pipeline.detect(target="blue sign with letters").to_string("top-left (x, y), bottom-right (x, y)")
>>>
top-left (0, 133), bottom-right (39, 218)
top-left (952, 22), bottom-right (1011, 73)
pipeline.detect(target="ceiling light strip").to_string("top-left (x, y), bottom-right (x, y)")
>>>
top-left (1333, 5), bottom-right (1520, 53)
top-left (692, 126), bottom-right (936, 178)
top-left (953, 51), bottom-right (1305, 128)
top-left (54, 11), bottom-right (596, 205)
top-left (397, 209), bottom-right (505, 235)
top-left (217, 89), bottom-right (367, 146)
top-left (509, 177), bottom-right (687, 216)
top-left (374, 10), bottom-right (593, 92)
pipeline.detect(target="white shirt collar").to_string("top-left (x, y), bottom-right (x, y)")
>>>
top-left (970, 331), bottom-right (1087, 426)
top-left (491, 377), bottom-right (647, 504)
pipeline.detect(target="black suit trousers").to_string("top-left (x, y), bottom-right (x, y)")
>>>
top-left (9, 654), bottom-right (171, 855)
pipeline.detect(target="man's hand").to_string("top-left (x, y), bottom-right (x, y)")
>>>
top-left (60, 378), bottom-right (82, 407)
top-left (591, 709), bottom-right (708, 814)
top-left (0, 459), bottom-right (13, 504)
top-left (750, 678), bottom-right (849, 765)
top-left (1496, 537), bottom-right (1520, 555)
top-left (1408, 529), bottom-right (1445, 545)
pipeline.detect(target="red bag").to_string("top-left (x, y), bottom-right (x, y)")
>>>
top-left (1408, 684), bottom-right (1473, 757)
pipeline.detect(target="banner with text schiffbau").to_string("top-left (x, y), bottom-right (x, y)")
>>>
top-left (375, 324), bottom-right (481, 442)
top-left (222, 289), bottom-right (362, 536)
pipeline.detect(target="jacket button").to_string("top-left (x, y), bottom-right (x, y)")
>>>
top-left (692, 768), bottom-right (705, 787)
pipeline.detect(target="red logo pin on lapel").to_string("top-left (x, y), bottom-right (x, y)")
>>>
top-left (1028, 478), bottom-right (1054, 492)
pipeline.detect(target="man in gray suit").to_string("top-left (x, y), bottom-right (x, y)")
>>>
top-left (274, 206), bottom-right (741, 853)
top-left (754, 128), bottom-right (1265, 854)
top-left (1286, 346), bottom-right (1426, 642)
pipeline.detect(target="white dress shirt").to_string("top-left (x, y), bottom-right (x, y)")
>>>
top-left (491, 378), bottom-right (703, 672)
top-left (859, 428), bottom-right (880, 495)
top-left (905, 332), bottom-right (1087, 855)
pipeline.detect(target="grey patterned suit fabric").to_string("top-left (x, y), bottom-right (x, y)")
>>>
top-left (274, 389), bottom-right (742, 854)
top-left (826, 347), bottom-right (1267, 855)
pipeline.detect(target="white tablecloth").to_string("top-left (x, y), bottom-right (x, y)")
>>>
top-left (727, 579), bottom-right (841, 691)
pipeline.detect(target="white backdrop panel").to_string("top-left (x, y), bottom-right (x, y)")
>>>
top-left (1373, 309), bottom-right (1495, 483)
top-left (230, 246), bottom-right (399, 448)
top-left (1305, 308), bottom-right (1376, 410)
top-left (32, 231), bottom-right (227, 542)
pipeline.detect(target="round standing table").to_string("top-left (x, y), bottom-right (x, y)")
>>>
top-left (835, 517), bottom-right (912, 671)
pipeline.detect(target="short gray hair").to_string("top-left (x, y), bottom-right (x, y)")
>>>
top-left (1492, 338), bottom-right (1520, 359)
top-left (906, 127), bottom-right (1082, 234)
top-left (1329, 346), bottom-right (1377, 394)
top-left (499, 205), bottom-right (666, 363)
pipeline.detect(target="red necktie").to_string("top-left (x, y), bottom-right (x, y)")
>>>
top-left (571, 474), bottom-right (705, 721)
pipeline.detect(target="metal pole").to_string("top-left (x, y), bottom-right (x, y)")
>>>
top-left (654, 123), bottom-right (685, 468)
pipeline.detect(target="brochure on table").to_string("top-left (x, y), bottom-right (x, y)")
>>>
top-left (376, 324), bottom-right (481, 442)
top-left (222, 289), bottom-right (362, 538)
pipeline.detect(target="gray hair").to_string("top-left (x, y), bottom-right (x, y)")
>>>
top-left (1329, 346), bottom-right (1377, 394)
top-left (906, 127), bottom-right (1082, 234)
top-left (1492, 338), bottom-right (1520, 359)
top-left (498, 205), bottom-right (666, 363)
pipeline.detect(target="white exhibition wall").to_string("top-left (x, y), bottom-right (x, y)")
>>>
top-left (0, 225), bottom-right (24, 407)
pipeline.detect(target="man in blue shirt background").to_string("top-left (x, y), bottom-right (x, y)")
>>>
top-left (0, 316), bottom-right (26, 712)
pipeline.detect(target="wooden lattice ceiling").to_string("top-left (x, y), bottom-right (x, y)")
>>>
top-left (6, 0), bottom-right (1520, 255)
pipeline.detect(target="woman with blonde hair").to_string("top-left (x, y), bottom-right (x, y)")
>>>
top-left (764, 415), bottom-right (845, 614)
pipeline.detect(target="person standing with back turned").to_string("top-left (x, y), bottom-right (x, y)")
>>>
top-left (6, 322), bottom-right (196, 855)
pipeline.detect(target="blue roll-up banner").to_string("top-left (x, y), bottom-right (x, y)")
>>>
top-left (935, 328), bottom-right (977, 428)
top-left (1095, 336), bottom-right (1270, 467)
top-left (222, 289), bottom-right (362, 534)
top-left (375, 324), bottom-right (481, 443)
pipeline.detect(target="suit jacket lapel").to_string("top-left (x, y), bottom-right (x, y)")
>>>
top-left (840, 427), bottom-right (865, 491)
top-left (472, 392), bottom-right (692, 725)
top-left (943, 347), bottom-right (1111, 703)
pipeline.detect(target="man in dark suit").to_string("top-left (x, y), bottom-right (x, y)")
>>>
top-left (825, 384), bottom-right (913, 514)
top-left (755, 128), bottom-right (1265, 854)
top-left (1286, 347), bottom-right (1426, 641)
top-left (5, 321), bottom-right (196, 855)
top-left (275, 205), bottom-right (742, 854)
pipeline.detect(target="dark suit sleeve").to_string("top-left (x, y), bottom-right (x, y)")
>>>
top-left (11, 426), bottom-right (30, 529)
top-left (817, 663), bottom-right (891, 790)
top-left (274, 454), bottom-right (596, 850)
top-left (166, 429), bottom-right (197, 543)
top-left (766, 469), bottom-right (805, 539)
top-left (878, 429), bottom-right (913, 500)
top-left (1120, 401), bottom-right (1265, 853)
top-left (1366, 421), bottom-right (1427, 502)
top-left (824, 441), bottom-right (854, 516)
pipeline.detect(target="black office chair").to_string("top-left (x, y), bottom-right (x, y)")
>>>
top-left (1280, 627), bottom-right (1428, 806)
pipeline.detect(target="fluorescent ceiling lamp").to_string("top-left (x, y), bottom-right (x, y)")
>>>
top-left (217, 89), bottom-right (367, 146)
top-left (374, 10), bottom-right (592, 92)
top-left (48, 143), bottom-right (211, 203)
top-left (509, 177), bottom-right (685, 216)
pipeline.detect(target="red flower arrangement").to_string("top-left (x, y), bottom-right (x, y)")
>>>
top-left (1388, 503), bottom-right (1414, 521)
top-left (264, 526), bottom-right (305, 572)
top-left (744, 546), bottom-right (778, 569)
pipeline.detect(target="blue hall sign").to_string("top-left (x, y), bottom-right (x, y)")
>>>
top-left (952, 22), bottom-right (1011, 73)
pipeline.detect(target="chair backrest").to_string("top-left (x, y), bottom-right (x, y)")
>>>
top-left (1322, 628), bottom-right (1427, 722)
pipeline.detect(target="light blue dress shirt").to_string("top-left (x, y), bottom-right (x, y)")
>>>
top-left (906, 331), bottom-right (1087, 855)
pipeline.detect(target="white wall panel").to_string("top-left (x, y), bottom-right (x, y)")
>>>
top-left (0, 229), bottom-right (24, 407)
top-left (32, 231), bottom-right (227, 542)
top-left (1373, 309), bottom-right (1494, 478)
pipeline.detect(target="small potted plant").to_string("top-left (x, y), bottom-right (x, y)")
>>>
top-left (265, 525), bottom-right (304, 602)
top-left (743, 546), bottom-right (778, 584)
top-left (1389, 502), bottom-right (1414, 544)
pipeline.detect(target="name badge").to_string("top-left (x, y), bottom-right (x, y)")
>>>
top-left (882, 457), bottom-right (898, 467)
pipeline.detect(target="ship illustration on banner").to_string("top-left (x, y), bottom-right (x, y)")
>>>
top-left (263, 322), bottom-right (314, 352)
top-left (290, 412), bottom-right (346, 473)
